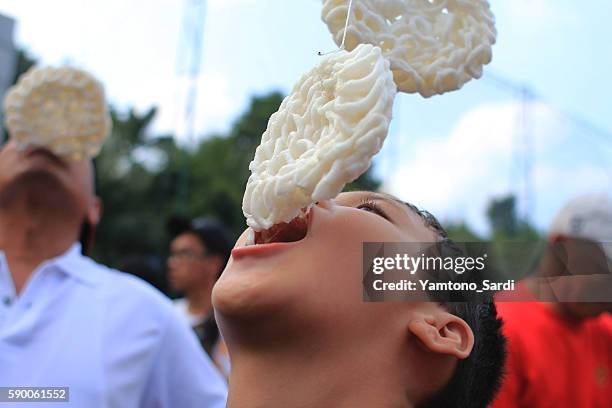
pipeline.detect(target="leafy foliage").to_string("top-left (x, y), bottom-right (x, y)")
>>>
top-left (11, 49), bottom-right (36, 86)
top-left (2, 49), bottom-right (37, 142)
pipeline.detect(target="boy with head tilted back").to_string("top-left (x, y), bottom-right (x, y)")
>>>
top-left (213, 191), bottom-right (506, 408)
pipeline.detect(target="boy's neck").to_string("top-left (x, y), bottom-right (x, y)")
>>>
top-left (226, 345), bottom-right (415, 408)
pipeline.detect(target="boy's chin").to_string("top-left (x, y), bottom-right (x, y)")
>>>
top-left (212, 272), bottom-right (290, 321)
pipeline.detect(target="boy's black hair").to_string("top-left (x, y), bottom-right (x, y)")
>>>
top-left (404, 202), bottom-right (507, 408)
top-left (167, 216), bottom-right (234, 276)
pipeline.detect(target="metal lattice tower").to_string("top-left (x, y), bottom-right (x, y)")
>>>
top-left (174, 0), bottom-right (207, 209)
top-left (518, 85), bottom-right (535, 221)
top-left (484, 70), bottom-right (612, 221)
top-left (175, 0), bottom-right (207, 147)
top-left (484, 71), bottom-right (536, 222)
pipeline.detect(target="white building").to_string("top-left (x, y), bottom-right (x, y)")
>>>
top-left (0, 13), bottom-right (16, 135)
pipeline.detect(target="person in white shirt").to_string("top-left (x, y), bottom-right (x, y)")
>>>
top-left (0, 140), bottom-right (227, 407)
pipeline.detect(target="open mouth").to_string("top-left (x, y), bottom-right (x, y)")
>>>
top-left (248, 207), bottom-right (311, 246)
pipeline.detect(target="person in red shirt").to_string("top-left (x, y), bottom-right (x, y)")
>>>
top-left (492, 194), bottom-right (612, 408)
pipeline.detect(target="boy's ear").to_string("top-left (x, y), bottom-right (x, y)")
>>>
top-left (408, 312), bottom-right (474, 359)
top-left (87, 196), bottom-right (103, 227)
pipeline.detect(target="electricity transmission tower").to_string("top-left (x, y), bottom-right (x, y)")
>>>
top-left (485, 70), bottom-right (612, 222)
top-left (175, 0), bottom-right (207, 147)
top-left (174, 0), bottom-right (207, 209)
top-left (484, 72), bottom-right (536, 221)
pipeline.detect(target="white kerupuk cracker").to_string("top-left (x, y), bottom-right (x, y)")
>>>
top-left (3, 66), bottom-right (111, 161)
top-left (322, 0), bottom-right (496, 97)
top-left (243, 43), bottom-right (396, 231)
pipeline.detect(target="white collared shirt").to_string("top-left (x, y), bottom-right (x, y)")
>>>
top-left (0, 243), bottom-right (227, 408)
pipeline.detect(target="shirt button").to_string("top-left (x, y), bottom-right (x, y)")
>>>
top-left (2, 296), bottom-right (11, 306)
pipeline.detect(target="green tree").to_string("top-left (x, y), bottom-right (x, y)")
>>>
top-left (487, 195), bottom-right (519, 236)
top-left (2, 48), bottom-right (37, 142)
top-left (486, 194), bottom-right (540, 241)
top-left (11, 49), bottom-right (36, 86)
top-left (444, 222), bottom-right (484, 242)
top-left (182, 92), bottom-right (286, 233)
top-left (94, 107), bottom-right (164, 263)
top-left (484, 194), bottom-right (542, 279)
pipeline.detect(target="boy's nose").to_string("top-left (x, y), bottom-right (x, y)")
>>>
top-left (315, 199), bottom-right (333, 210)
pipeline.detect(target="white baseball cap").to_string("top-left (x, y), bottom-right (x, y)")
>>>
top-left (549, 193), bottom-right (612, 262)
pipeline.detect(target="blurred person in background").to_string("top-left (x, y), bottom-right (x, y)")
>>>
top-left (492, 194), bottom-right (612, 407)
top-left (168, 216), bottom-right (233, 378)
top-left (0, 140), bottom-right (227, 407)
top-left (119, 253), bottom-right (168, 294)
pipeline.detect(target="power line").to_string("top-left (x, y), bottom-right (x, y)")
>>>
top-left (482, 70), bottom-right (536, 221)
top-left (484, 69), bottom-right (612, 148)
top-left (482, 68), bottom-right (612, 219)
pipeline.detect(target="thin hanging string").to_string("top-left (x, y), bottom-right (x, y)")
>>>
top-left (318, 0), bottom-right (354, 56)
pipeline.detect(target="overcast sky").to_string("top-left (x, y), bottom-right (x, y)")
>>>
top-left (1, 0), bottom-right (610, 234)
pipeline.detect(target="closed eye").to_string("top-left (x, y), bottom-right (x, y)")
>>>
top-left (356, 198), bottom-right (391, 221)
